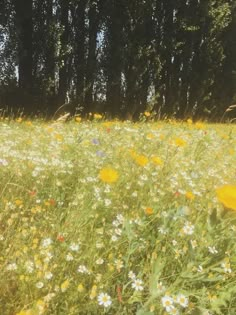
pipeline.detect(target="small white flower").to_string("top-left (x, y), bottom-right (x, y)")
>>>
top-left (42, 238), bottom-right (52, 247)
top-left (0, 158), bottom-right (8, 166)
top-left (43, 251), bottom-right (53, 263)
top-left (115, 228), bottom-right (122, 236)
top-left (158, 227), bottom-right (168, 235)
top-left (104, 185), bottom-right (111, 193)
top-left (140, 174), bottom-right (148, 181)
top-left (111, 235), bottom-right (118, 242)
top-left (96, 242), bottom-right (104, 248)
top-left (36, 281), bottom-right (44, 289)
top-left (197, 265), bottom-right (203, 273)
top-left (43, 293), bottom-right (56, 302)
top-left (25, 261), bottom-right (34, 273)
top-left (182, 222), bottom-right (194, 235)
top-left (112, 220), bottom-right (120, 227)
top-left (190, 239), bottom-right (197, 249)
top-left (44, 271), bottom-right (53, 280)
top-left (98, 292), bottom-right (112, 308)
top-left (114, 259), bottom-right (124, 270)
top-left (69, 243), bottom-right (80, 251)
top-left (132, 191), bottom-right (138, 197)
top-left (221, 261), bottom-right (232, 273)
top-left (104, 199), bottom-right (112, 206)
top-left (66, 253), bottom-right (74, 261)
top-left (6, 263), bottom-right (17, 271)
top-left (172, 240), bottom-right (178, 246)
top-left (116, 214), bottom-right (124, 223)
top-left (128, 271), bottom-right (136, 280)
top-left (77, 265), bottom-right (90, 274)
top-left (161, 295), bottom-right (174, 312)
top-left (96, 258), bottom-right (104, 265)
top-left (131, 279), bottom-right (144, 291)
top-left (208, 246), bottom-right (218, 254)
top-left (176, 294), bottom-right (189, 308)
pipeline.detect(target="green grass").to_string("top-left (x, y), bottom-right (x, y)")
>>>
top-left (0, 118), bottom-right (235, 315)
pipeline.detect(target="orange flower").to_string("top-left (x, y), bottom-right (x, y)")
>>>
top-left (216, 185), bottom-right (236, 211)
top-left (99, 168), bottom-right (119, 183)
top-left (145, 207), bottom-right (154, 215)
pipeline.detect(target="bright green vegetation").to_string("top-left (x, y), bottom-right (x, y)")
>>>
top-left (0, 118), bottom-right (235, 315)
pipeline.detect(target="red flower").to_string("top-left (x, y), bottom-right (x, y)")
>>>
top-left (49, 199), bottom-right (56, 206)
top-left (57, 235), bottom-right (65, 242)
top-left (29, 190), bottom-right (37, 196)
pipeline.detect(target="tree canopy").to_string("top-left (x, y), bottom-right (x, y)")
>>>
top-left (0, 0), bottom-right (235, 120)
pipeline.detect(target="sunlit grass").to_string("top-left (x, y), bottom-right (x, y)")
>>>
top-left (0, 117), bottom-right (235, 314)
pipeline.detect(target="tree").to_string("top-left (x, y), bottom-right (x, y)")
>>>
top-left (57, 0), bottom-right (71, 107)
top-left (14, 0), bottom-right (33, 108)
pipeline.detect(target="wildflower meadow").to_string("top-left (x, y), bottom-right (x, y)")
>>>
top-left (0, 116), bottom-right (236, 315)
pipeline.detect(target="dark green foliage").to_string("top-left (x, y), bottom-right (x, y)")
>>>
top-left (0, 0), bottom-right (235, 120)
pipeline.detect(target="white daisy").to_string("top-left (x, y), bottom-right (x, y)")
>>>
top-left (41, 238), bottom-right (52, 247)
top-left (69, 243), bottom-right (80, 251)
top-left (161, 295), bottom-right (174, 312)
top-left (98, 292), bottom-right (112, 308)
top-left (131, 279), bottom-right (144, 291)
top-left (176, 294), bottom-right (189, 308)
top-left (36, 281), bottom-right (44, 289)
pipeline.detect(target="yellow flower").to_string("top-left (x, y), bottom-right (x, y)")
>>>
top-left (216, 185), bottom-right (236, 210)
top-left (25, 121), bottom-right (33, 126)
top-left (89, 284), bottom-right (97, 299)
top-left (99, 168), bottom-right (119, 183)
top-left (61, 279), bottom-right (70, 292)
top-left (75, 116), bottom-right (82, 122)
top-left (187, 118), bottom-right (193, 124)
top-left (36, 299), bottom-right (45, 312)
top-left (151, 156), bottom-right (163, 166)
top-left (15, 199), bottom-right (23, 206)
top-left (175, 138), bottom-right (186, 147)
top-left (185, 191), bottom-right (195, 200)
top-left (54, 133), bottom-right (64, 141)
top-left (94, 113), bottom-right (102, 119)
top-left (146, 133), bottom-right (154, 139)
top-left (16, 310), bottom-right (33, 315)
top-left (77, 283), bottom-right (84, 292)
top-left (134, 154), bottom-right (148, 167)
top-left (195, 122), bottom-right (205, 129)
top-left (144, 111), bottom-right (151, 117)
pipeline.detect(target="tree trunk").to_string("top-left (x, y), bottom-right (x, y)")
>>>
top-left (58, 0), bottom-right (70, 106)
top-left (15, 0), bottom-right (33, 108)
top-left (45, 0), bottom-right (56, 112)
top-left (84, 0), bottom-right (98, 113)
top-left (73, 0), bottom-right (87, 109)
top-left (105, 0), bottom-right (124, 116)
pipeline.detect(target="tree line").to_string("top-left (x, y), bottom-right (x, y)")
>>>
top-left (0, 0), bottom-right (236, 120)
